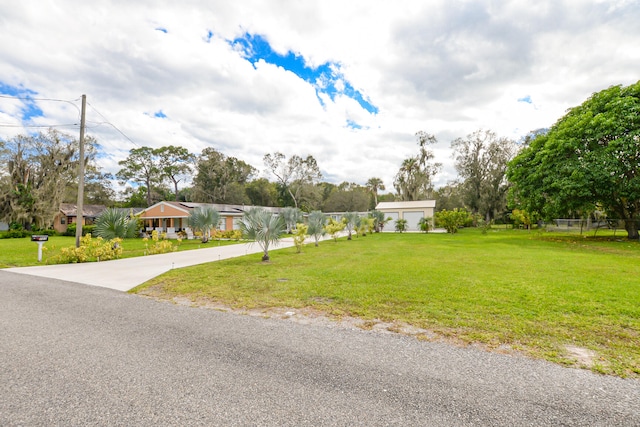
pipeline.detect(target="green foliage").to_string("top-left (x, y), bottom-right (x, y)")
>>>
top-left (239, 208), bottom-right (286, 261)
top-left (144, 230), bottom-right (176, 255)
top-left (48, 234), bottom-right (123, 263)
top-left (263, 152), bottom-right (322, 209)
top-left (394, 131), bottom-right (442, 201)
top-left (324, 217), bottom-right (345, 242)
top-left (418, 216), bottom-right (432, 233)
top-left (394, 218), bottom-right (408, 233)
top-left (356, 217), bottom-right (375, 236)
top-left (435, 209), bottom-right (471, 233)
top-left (507, 80), bottom-right (640, 239)
top-left (280, 207), bottom-right (303, 234)
top-left (341, 212), bottom-right (360, 240)
top-left (0, 229), bottom-right (30, 238)
top-left (510, 209), bottom-right (534, 229)
top-left (94, 208), bottom-right (138, 239)
top-left (63, 223), bottom-right (94, 237)
top-left (192, 147), bottom-right (254, 204)
top-left (293, 223), bottom-right (308, 253)
top-left (0, 130), bottom-right (90, 229)
top-left (188, 206), bottom-right (221, 243)
top-left (138, 230), bottom-right (640, 378)
top-left (369, 210), bottom-right (391, 232)
top-left (451, 129), bottom-right (516, 222)
top-left (307, 210), bottom-right (327, 246)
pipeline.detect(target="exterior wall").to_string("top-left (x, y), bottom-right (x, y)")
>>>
top-left (141, 203), bottom-right (189, 219)
top-left (53, 214), bottom-right (99, 233)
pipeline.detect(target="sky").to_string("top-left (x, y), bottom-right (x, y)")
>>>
top-left (1, 0), bottom-right (639, 196)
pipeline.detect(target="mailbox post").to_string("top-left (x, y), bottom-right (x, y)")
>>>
top-left (31, 235), bottom-right (49, 262)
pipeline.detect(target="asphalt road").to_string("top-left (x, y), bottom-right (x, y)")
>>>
top-left (1, 271), bottom-right (639, 426)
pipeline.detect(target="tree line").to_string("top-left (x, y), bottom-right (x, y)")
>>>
top-left (4, 80), bottom-right (637, 235)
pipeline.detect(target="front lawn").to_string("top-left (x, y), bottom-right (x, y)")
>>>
top-left (133, 228), bottom-right (640, 378)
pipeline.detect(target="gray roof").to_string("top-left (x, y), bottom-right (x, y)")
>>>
top-left (59, 203), bottom-right (107, 217)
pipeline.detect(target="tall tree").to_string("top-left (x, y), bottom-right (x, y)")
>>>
top-left (192, 147), bottom-right (255, 204)
top-left (263, 152), bottom-right (322, 209)
top-left (0, 130), bottom-right (85, 229)
top-left (117, 147), bottom-right (160, 207)
top-left (451, 129), bottom-right (516, 222)
top-left (323, 182), bottom-right (370, 212)
top-left (507, 81), bottom-right (640, 239)
top-left (155, 145), bottom-right (194, 202)
top-left (245, 178), bottom-right (279, 207)
top-left (365, 177), bottom-right (385, 207)
top-left (394, 132), bottom-right (442, 201)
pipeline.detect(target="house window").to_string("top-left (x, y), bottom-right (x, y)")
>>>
top-left (160, 204), bottom-right (165, 213)
top-left (60, 217), bottom-right (66, 225)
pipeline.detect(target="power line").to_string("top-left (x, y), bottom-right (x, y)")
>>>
top-left (87, 101), bottom-right (140, 148)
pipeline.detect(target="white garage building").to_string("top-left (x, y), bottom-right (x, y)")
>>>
top-left (375, 200), bottom-right (436, 231)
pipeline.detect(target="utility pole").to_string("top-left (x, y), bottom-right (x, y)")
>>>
top-left (75, 94), bottom-right (86, 248)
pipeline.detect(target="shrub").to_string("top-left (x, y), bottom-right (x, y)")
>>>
top-left (0, 230), bottom-right (30, 239)
top-left (293, 223), bottom-right (308, 253)
top-left (395, 218), bottom-right (408, 233)
top-left (144, 230), bottom-right (176, 255)
top-left (418, 217), bottom-right (432, 233)
top-left (48, 235), bottom-right (123, 264)
top-left (435, 209), bottom-right (471, 233)
top-left (94, 208), bottom-right (138, 239)
top-left (64, 223), bottom-right (94, 237)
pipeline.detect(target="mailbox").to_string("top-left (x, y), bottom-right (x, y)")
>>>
top-left (31, 235), bottom-right (49, 242)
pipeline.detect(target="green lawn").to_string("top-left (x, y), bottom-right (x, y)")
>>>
top-left (0, 236), bottom-right (239, 268)
top-left (133, 228), bottom-right (640, 378)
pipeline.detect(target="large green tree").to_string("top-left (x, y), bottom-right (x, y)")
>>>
top-left (394, 131), bottom-right (442, 201)
top-left (451, 129), bottom-right (516, 222)
top-left (263, 152), bottom-right (322, 209)
top-left (0, 130), bottom-right (87, 229)
top-left (117, 147), bottom-right (160, 207)
top-left (323, 182), bottom-right (370, 212)
top-left (155, 145), bottom-right (194, 202)
top-left (507, 81), bottom-right (640, 239)
top-left (192, 147), bottom-right (254, 204)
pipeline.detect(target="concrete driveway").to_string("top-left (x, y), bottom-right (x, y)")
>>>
top-left (5, 239), bottom-right (297, 291)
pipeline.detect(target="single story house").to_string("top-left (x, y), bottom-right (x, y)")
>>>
top-left (54, 203), bottom-right (107, 233)
top-left (375, 200), bottom-right (436, 231)
top-left (139, 201), bottom-right (284, 238)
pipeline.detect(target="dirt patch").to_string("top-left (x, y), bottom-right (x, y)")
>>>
top-left (565, 345), bottom-right (599, 368)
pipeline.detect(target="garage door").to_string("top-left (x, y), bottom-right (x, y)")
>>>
top-left (403, 212), bottom-right (423, 231)
top-left (385, 212), bottom-right (399, 231)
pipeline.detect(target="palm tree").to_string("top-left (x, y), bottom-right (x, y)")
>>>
top-left (418, 216), bottom-right (432, 233)
top-left (395, 218), bottom-right (408, 233)
top-left (307, 210), bottom-right (327, 246)
top-left (239, 208), bottom-right (286, 261)
top-left (341, 211), bottom-right (359, 240)
top-left (188, 206), bottom-right (220, 243)
top-left (366, 177), bottom-right (385, 207)
top-left (95, 208), bottom-right (139, 240)
top-left (280, 206), bottom-right (303, 234)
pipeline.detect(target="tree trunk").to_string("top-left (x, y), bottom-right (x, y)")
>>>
top-left (624, 219), bottom-right (639, 240)
top-left (262, 253), bottom-right (270, 262)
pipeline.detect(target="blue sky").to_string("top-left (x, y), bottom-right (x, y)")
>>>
top-left (230, 32), bottom-right (378, 128)
top-left (1, 0), bottom-right (639, 194)
top-left (0, 83), bottom-right (43, 121)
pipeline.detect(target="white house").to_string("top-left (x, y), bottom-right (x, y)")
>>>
top-left (375, 200), bottom-right (436, 231)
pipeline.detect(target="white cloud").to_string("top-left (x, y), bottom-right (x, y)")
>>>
top-left (1, 0), bottom-right (639, 198)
